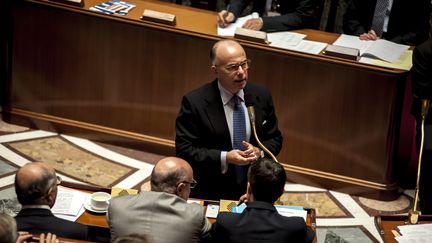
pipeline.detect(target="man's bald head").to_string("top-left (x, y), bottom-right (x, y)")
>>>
top-left (15, 162), bottom-right (58, 206)
top-left (210, 39), bottom-right (245, 65)
top-left (150, 157), bottom-right (193, 199)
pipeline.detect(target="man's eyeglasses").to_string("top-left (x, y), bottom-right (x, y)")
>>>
top-left (181, 179), bottom-right (197, 189)
top-left (221, 59), bottom-right (251, 72)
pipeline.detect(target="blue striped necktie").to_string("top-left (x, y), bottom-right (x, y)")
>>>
top-left (371, 0), bottom-right (389, 37)
top-left (232, 95), bottom-right (248, 184)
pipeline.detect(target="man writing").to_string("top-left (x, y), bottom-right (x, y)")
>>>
top-left (176, 39), bottom-right (283, 200)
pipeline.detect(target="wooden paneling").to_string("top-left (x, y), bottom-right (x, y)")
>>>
top-left (4, 0), bottom-right (410, 199)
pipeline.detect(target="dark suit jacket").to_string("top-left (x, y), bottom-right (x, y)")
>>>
top-left (15, 208), bottom-right (89, 240)
top-left (175, 80), bottom-right (282, 200)
top-left (343, 0), bottom-right (430, 46)
top-left (228, 0), bottom-right (318, 32)
top-left (212, 201), bottom-right (315, 243)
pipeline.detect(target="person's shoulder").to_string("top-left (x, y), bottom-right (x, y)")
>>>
top-left (184, 80), bottom-right (217, 98)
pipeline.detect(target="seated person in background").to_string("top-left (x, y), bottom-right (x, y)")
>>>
top-left (217, 0), bottom-right (318, 32)
top-left (14, 162), bottom-right (88, 240)
top-left (1, 213), bottom-right (59, 243)
top-left (343, 0), bottom-right (431, 45)
top-left (212, 158), bottom-right (315, 243)
top-left (108, 157), bottom-right (212, 243)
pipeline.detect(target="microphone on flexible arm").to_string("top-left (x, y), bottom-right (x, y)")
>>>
top-left (244, 93), bottom-right (278, 163)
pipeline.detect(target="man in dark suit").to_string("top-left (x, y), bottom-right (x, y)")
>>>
top-left (217, 0), bottom-right (318, 32)
top-left (343, 0), bottom-right (430, 46)
top-left (411, 38), bottom-right (432, 214)
top-left (175, 39), bottom-right (283, 200)
top-left (14, 162), bottom-right (88, 240)
top-left (212, 158), bottom-right (315, 243)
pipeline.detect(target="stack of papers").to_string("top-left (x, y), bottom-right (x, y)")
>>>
top-left (90, 1), bottom-right (136, 16)
top-left (333, 34), bottom-right (409, 63)
top-left (52, 186), bottom-right (89, 221)
top-left (395, 223), bottom-right (432, 242)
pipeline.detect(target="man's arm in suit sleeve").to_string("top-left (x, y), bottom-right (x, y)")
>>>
top-left (227, 0), bottom-right (251, 19)
top-left (175, 95), bottom-right (222, 168)
top-left (261, 0), bottom-right (317, 32)
top-left (342, 0), bottom-right (367, 36)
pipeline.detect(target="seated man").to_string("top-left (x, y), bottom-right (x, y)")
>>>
top-left (14, 162), bottom-right (88, 240)
top-left (217, 0), bottom-right (318, 32)
top-left (212, 158), bottom-right (315, 243)
top-left (343, 0), bottom-right (430, 45)
top-left (108, 157), bottom-right (212, 243)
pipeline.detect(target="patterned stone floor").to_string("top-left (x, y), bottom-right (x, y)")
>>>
top-left (0, 117), bottom-right (414, 242)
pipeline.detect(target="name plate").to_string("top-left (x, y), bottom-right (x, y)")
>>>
top-left (49, 0), bottom-right (84, 7)
top-left (234, 28), bottom-right (267, 44)
top-left (323, 45), bottom-right (359, 61)
top-left (141, 9), bottom-right (176, 26)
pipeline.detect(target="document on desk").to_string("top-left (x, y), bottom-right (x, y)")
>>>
top-left (52, 186), bottom-right (88, 221)
top-left (275, 206), bottom-right (307, 222)
top-left (395, 223), bottom-right (432, 242)
top-left (217, 15), bottom-right (253, 37)
top-left (267, 31), bottom-right (306, 47)
top-left (333, 34), bottom-right (409, 63)
top-left (359, 50), bottom-right (413, 70)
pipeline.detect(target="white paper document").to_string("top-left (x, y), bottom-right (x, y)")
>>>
top-left (217, 15), bottom-right (254, 37)
top-left (275, 206), bottom-right (307, 222)
top-left (52, 186), bottom-right (89, 221)
top-left (333, 34), bottom-right (409, 63)
top-left (267, 31), bottom-right (306, 47)
top-left (205, 204), bottom-right (219, 218)
top-left (395, 223), bottom-right (432, 243)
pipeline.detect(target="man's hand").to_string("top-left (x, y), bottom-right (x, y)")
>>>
top-left (40, 233), bottom-right (59, 243)
top-left (242, 18), bottom-right (263, 31)
top-left (238, 193), bottom-right (249, 204)
top-left (227, 149), bottom-right (256, 165)
top-left (16, 232), bottom-right (32, 243)
top-left (217, 10), bottom-right (235, 28)
top-left (359, 30), bottom-right (379, 41)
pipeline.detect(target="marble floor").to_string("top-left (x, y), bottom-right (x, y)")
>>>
top-left (0, 117), bottom-right (414, 243)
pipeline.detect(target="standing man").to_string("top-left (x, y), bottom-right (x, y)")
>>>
top-left (175, 39), bottom-right (283, 200)
top-left (108, 157), bottom-right (212, 243)
top-left (212, 158), bottom-right (315, 243)
top-left (217, 0), bottom-right (318, 32)
top-left (14, 162), bottom-right (88, 240)
top-left (343, 0), bottom-right (430, 46)
top-left (411, 38), bottom-right (432, 214)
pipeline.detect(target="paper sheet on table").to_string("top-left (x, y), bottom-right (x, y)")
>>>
top-left (52, 186), bottom-right (89, 221)
top-left (277, 40), bottom-right (327, 55)
top-left (267, 31), bottom-right (306, 47)
top-left (359, 50), bottom-right (412, 70)
top-left (217, 15), bottom-right (253, 37)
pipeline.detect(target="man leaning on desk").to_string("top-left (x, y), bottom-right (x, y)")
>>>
top-left (217, 0), bottom-right (318, 32)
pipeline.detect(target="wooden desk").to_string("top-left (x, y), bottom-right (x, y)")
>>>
top-left (374, 215), bottom-right (432, 243)
top-left (4, 0), bottom-right (410, 199)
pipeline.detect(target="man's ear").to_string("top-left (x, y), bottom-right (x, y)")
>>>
top-left (246, 182), bottom-right (252, 195)
top-left (175, 182), bottom-right (185, 196)
top-left (46, 187), bottom-right (56, 206)
top-left (211, 65), bottom-right (218, 76)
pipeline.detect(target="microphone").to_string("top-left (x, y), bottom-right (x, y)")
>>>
top-left (244, 93), bottom-right (278, 162)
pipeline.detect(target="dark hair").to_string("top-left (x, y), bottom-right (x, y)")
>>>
top-left (150, 167), bottom-right (187, 194)
top-left (113, 234), bottom-right (151, 243)
top-left (0, 213), bottom-right (18, 243)
top-left (248, 158), bottom-right (286, 203)
top-left (15, 167), bottom-right (56, 205)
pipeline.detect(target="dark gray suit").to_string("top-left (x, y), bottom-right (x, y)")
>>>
top-left (15, 208), bottom-right (88, 240)
top-left (176, 80), bottom-right (282, 200)
top-left (212, 201), bottom-right (315, 243)
top-left (108, 191), bottom-right (212, 243)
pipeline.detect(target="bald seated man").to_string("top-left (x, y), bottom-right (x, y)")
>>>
top-left (108, 157), bottom-right (212, 243)
top-left (14, 162), bottom-right (88, 240)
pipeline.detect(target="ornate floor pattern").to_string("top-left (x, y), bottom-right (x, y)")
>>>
top-left (0, 118), bottom-right (415, 242)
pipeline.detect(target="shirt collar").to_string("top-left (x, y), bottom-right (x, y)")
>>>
top-left (217, 81), bottom-right (245, 106)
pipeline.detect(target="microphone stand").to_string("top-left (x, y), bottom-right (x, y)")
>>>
top-left (247, 106), bottom-right (278, 163)
top-left (407, 99), bottom-right (430, 224)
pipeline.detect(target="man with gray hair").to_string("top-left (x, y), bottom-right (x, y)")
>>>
top-left (108, 157), bottom-right (212, 243)
top-left (14, 162), bottom-right (88, 240)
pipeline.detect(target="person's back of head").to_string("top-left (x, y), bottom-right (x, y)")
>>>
top-left (0, 213), bottom-right (18, 243)
top-left (150, 157), bottom-right (195, 201)
top-left (15, 162), bottom-right (59, 207)
top-left (248, 158), bottom-right (286, 203)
